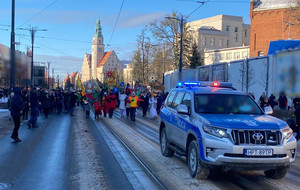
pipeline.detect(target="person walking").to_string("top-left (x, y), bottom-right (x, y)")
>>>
top-left (42, 91), bottom-right (52, 118)
top-left (149, 93), bottom-right (158, 119)
top-left (27, 89), bottom-right (39, 128)
top-left (22, 89), bottom-right (29, 120)
top-left (129, 92), bottom-right (141, 121)
top-left (294, 102), bottom-right (300, 141)
top-left (119, 91), bottom-right (127, 118)
top-left (69, 91), bottom-right (77, 116)
top-left (269, 94), bottom-right (277, 109)
top-left (107, 90), bottom-right (117, 118)
top-left (278, 92), bottom-right (288, 110)
top-left (140, 92), bottom-right (149, 117)
top-left (10, 87), bottom-right (24, 142)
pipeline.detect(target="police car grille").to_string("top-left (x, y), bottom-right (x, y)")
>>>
top-left (231, 130), bottom-right (282, 145)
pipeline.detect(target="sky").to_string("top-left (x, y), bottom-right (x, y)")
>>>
top-left (0, 0), bottom-right (251, 78)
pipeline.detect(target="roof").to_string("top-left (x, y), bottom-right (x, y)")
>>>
top-left (98, 51), bottom-right (112, 68)
top-left (70, 71), bottom-right (78, 78)
top-left (253, 0), bottom-right (299, 11)
top-left (268, 40), bottom-right (300, 55)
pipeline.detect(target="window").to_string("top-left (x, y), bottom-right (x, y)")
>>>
top-left (220, 53), bottom-right (224, 60)
top-left (258, 51), bottom-right (264, 56)
top-left (226, 25), bottom-right (230, 32)
top-left (235, 27), bottom-right (238, 32)
top-left (244, 30), bottom-right (247, 37)
top-left (219, 39), bottom-right (223, 47)
top-left (181, 93), bottom-right (192, 111)
top-left (167, 91), bottom-right (177, 107)
top-left (194, 94), bottom-right (263, 115)
top-left (226, 53), bottom-right (232, 60)
top-left (234, 34), bottom-right (238, 42)
top-left (173, 92), bottom-right (185, 108)
top-left (234, 52), bottom-right (240, 59)
top-left (242, 51), bottom-right (248, 58)
top-left (226, 40), bottom-right (230, 48)
top-left (210, 37), bottom-right (215, 47)
top-left (203, 37), bottom-right (207, 46)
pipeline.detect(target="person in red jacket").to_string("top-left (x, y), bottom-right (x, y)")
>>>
top-left (94, 100), bottom-right (101, 119)
top-left (102, 92), bottom-right (108, 117)
top-left (106, 90), bottom-right (117, 118)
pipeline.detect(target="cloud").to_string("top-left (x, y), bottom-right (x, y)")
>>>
top-left (118, 12), bottom-right (166, 29)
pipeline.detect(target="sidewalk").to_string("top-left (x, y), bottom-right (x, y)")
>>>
top-left (0, 109), bottom-right (13, 139)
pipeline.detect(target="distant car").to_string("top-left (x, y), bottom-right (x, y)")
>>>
top-left (159, 81), bottom-right (297, 179)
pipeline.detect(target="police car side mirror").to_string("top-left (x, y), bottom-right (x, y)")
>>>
top-left (177, 104), bottom-right (189, 115)
top-left (264, 106), bottom-right (273, 115)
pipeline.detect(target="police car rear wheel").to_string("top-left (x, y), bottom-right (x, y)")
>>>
top-left (264, 167), bottom-right (289, 179)
top-left (160, 128), bottom-right (174, 157)
top-left (188, 140), bottom-right (210, 179)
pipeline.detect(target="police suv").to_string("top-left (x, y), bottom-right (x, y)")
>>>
top-left (159, 82), bottom-right (297, 179)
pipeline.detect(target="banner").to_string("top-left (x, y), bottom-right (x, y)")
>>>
top-left (77, 76), bottom-right (86, 94)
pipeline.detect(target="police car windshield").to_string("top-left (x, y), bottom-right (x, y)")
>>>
top-left (195, 94), bottom-right (263, 115)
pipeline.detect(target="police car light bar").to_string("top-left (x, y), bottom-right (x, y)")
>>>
top-left (177, 81), bottom-right (233, 88)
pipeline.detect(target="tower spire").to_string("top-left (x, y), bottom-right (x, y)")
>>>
top-left (95, 19), bottom-right (103, 37)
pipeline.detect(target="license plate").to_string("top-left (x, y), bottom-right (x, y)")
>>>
top-left (245, 149), bottom-right (273, 156)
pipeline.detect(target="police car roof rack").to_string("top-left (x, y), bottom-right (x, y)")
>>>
top-left (176, 81), bottom-right (236, 90)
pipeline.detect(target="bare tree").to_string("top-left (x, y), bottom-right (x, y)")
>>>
top-left (239, 59), bottom-right (255, 93)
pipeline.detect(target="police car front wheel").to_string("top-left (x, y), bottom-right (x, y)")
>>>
top-left (160, 128), bottom-right (174, 157)
top-left (188, 140), bottom-right (210, 179)
top-left (264, 167), bottom-right (289, 179)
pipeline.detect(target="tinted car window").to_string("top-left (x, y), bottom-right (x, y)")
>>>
top-left (181, 93), bottom-right (192, 110)
top-left (167, 91), bottom-right (177, 107)
top-left (195, 94), bottom-right (263, 115)
top-left (173, 92), bottom-right (185, 108)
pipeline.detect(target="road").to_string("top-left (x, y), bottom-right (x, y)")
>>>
top-left (0, 107), bottom-right (157, 190)
top-left (0, 106), bottom-right (300, 190)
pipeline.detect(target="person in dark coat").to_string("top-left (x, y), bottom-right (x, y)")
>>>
top-left (269, 94), bottom-right (277, 109)
top-left (140, 92), bottom-right (149, 117)
top-left (27, 89), bottom-right (39, 128)
top-left (106, 90), bottom-right (117, 118)
top-left (42, 91), bottom-right (52, 118)
top-left (10, 87), bottom-right (24, 142)
top-left (294, 103), bottom-right (300, 141)
top-left (63, 91), bottom-right (70, 113)
top-left (22, 89), bottom-right (29, 120)
top-left (156, 93), bottom-right (163, 115)
top-left (278, 92), bottom-right (287, 110)
top-left (69, 91), bottom-right (77, 116)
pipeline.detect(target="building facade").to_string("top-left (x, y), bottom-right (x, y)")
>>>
top-left (204, 46), bottom-right (250, 65)
top-left (123, 63), bottom-right (133, 86)
top-left (250, 0), bottom-right (300, 57)
top-left (188, 15), bottom-right (250, 55)
top-left (81, 19), bottom-right (122, 82)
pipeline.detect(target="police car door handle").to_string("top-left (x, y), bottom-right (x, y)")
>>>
top-left (175, 116), bottom-right (178, 121)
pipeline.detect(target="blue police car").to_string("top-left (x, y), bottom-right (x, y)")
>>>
top-left (159, 82), bottom-right (297, 179)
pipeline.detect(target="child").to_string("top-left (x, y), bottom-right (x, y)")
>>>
top-left (94, 100), bottom-right (101, 119)
top-left (83, 101), bottom-right (90, 118)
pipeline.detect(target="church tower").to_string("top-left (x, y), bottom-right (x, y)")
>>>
top-left (91, 19), bottom-right (104, 79)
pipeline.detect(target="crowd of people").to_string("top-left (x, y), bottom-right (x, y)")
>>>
top-left (8, 83), bottom-right (169, 142)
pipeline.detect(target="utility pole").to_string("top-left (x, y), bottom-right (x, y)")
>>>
top-left (18, 26), bottom-right (47, 89)
top-left (47, 62), bottom-right (50, 89)
top-left (52, 68), bottom-right (54, 89)
top-left (10, 0), bottom-right (15, 91)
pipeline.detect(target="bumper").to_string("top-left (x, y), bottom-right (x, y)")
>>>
top-left (200, 134), bottom-right (297, 170)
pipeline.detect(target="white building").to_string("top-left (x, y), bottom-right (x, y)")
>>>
top-left (123, 63), bottom-right (133, 85)
top-left (81, 19), bottom-right (122, 82)
top-left (187, 15), bottom-right (250, 54)
top-left (204, 46), bottom-right (250, 65)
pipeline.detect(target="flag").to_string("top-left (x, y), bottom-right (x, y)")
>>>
top-left (77, 76), bottom-right (86, 94)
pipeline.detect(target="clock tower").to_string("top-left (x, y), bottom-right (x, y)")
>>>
top-left (91, 19), bottom-right (104, 79)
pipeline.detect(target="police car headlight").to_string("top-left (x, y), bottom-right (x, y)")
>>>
top-left (282, 127), bottom-right (293, 140)
top-left (203, 124), bottom-right (228, 138)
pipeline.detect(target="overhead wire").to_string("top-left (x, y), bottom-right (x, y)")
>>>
top-left (108, 0), bottom-right (125, 46)
top-left (17, 0), bottom-right (60, 29)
